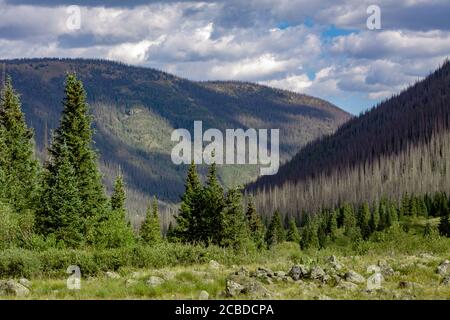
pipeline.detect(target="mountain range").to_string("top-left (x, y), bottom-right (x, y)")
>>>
top-left (1, 58), bottom-right (350, 217)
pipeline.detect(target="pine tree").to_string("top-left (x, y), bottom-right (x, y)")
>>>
top-left (265, 210), bottom-right (285, 247)
top-left (201, 162), bottom-right (225, 245)
top-left (369, 202), bottom-right (380, 233)
top-left (357, 203), bottom-right (371, 240)
top-left (438, 214), bottom-right (450, 237)
top-left (140, 198), bottom-right (162, 244)
top-left (221, 187), bottom-right (248, 250)
top-left (0, 77), bottom-right (40, 211)
top-left (299, 214), bottom-right (319, 249)
top-left (45, 73), bottom-right (107, 239)
top-left (328, 210), bottom-right (338, 241)
top-left (174, 161), bottom-right (201, 243)
top-left (91, 173), bottom-right (135, 248)
top-left (111, 173), bottom-right (126, 213)
top-left (286, 218), bottom-right (300, 243)
top-left (245, 196), bottom-right (265, 247)
top-left (36, 143), bottom-right (83, 246)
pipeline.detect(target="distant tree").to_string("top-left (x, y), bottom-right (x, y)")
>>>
top-left (265, 210), bottom-right (285, 247)
top-left (221, 187), bottom-right (249, 250)
top-left (357, 203), bottom-right (371, 239)
top-left (299, 214), bottom-right (319, 249)
top-left (174, 162), bottom-right (202, 242)
top-left (328, 210), bottom-right (338, 241)
top-left (110, 173), bottom-right (126, 212)
top-left (245, 197), bottom-right (265, 248)
top-left (286, 218), bottom-right (300, 243)
top-left (94, 173), bottom-right (135, 248)
top-left (438, 213), bottom-right (450, 237)
top-left (201, 162), bottom-right (225, 245)
top-left (0, 77), bottom-right (40, 211)
top-left (369, 202), bottom-right (380, 233)
top-left (140, 198), bottom-right (162, 244)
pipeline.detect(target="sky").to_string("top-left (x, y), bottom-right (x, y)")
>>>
top-left (0, 1), bottom-right (449, 114)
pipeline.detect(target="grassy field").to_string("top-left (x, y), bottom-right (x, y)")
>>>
top-left (2, 221), bottom-right (450, 300)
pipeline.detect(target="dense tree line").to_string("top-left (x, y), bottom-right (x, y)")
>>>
top-left (0, 74), bottom-right (163, 249)
top-left (249, 60), bottom-right (450, 219)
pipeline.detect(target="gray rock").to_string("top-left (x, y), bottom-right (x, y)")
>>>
top-left (366, 265), bottom-right (381, 274)
top-left (19, 278), bottom-right (31, 288)
top-left (125, 279), bottom-right (138, 287)
top-left (242, 281), bottom-right (272, 298)
top-left (437, 260), bottom-right (450, 276)
top-left (209, 260), bottom-right (221, 270)
top-left (288, 265), bottom-right (309, 280)
top-left (147, 276), bottom-right (165, 287)
top-left (0, 280), bottom-right (30, 297)
top-left (233, 267), bottom-right (249, 277)
top-left (198, 290), bottom-right (209, 300)
top-left (131, 271), bottom-right (145, 279)
top-left (225, 280), bottom-right (245, 297)
top-left (398, 281), bottom-right (421, 289)
top-left (274, 271), bottom-right (286, 277)
top-left (440, 276), bottom-right (450, 286)
top-left (336, 281), bottom-right (358, 291)
top-left (327, 255), bottom-right (343, 271)
top-left (105, 271), bottom-right (121, 279)
top-left (310, 266), bottom-right (327, 282)
top-left (345, 270), bottom-right (365, 284)
top-left (366, 272), bottom-right (384, 291)
top-left (160, 271), bottom-right (176, 281)
top-left (253, 267), bottom-right (274, 278)
top-left (378, 260), bottom-right (395, 277)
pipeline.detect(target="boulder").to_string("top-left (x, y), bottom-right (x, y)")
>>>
top-left (366, 265), bottom-right (381, 274)
top-left (252, 267), bottom-right (274, 278)
top-left (125, 279), bottom-right (138, 287)
top-left (345, 270), bottom-right (365, 284)
top-left (288, 265), bottom-right (309, 280)
top-left (198, 290), bottom-right (209, 300)
top-left (147, 276), bottom-right (165, 287)
top-left (242, 280), bottom-right (272, 298)
top-left (437, 260), bottom-right (450, 276)
top-left (225, 280), bottom-right (245, 297)
top-left (398, 281), bottom-right (421, 289)
top-left (19, 278), bottom-right (31, 289)
top-left (336, 281), bottom-right (358, 291)
top-left (105, 271), bottom-right (121, 279)
top-left (327, 255), bottom-right (343, 271)
top-left (310, 266), bottom-right (327, 282)
top-left (440, 276), bottom-right (450, 286)
top-left (209, 260), bottom-right (221, 270)
top-left (378, 260), bottom-right (395, 277)
top-left (0, 280), bottom-right (30, 297)
top-left (366, 272), bottom-right (384, 291)
top-left (233, 267), bottom-right (249, 277)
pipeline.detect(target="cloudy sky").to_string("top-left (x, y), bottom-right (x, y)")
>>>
top-left (0, 0), bottom-right (449, 114)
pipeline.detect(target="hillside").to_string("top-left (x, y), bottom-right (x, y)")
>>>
top-left (0, 58), bottom-right (350, 215)
top-left (248, 60), bottom-right (450, 218)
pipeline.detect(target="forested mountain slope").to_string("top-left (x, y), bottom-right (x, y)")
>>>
top-left (248, 60), bottom-right (450, 218)
top-left (0, 58), bottom-right (350, 212)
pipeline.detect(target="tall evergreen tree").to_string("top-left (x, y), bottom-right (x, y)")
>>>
top-left (45, 73), bottom-right (107, 237)
top-left (286, 218), bottom-right (300, 243)
top-left (265, 210), bottom-right (285, 247)
top-left (140, 198), bottom-right (162, 244)
top-left (111, 172), bottom-right (126, 213)
top-left (357, 203), bottom-right (371, 240)
top-left (221, 187), bottom-right (248, 250)
top-left (36, 143), bottom-right (83, 246)
top-left (0, 77), bottom-right (40, 211)
top-left (245, 196), bottom-right (265, 247)
top-left (201, 162), bottom-right (225, 244)
top-left (174, 161), bottom-right (201, 243)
